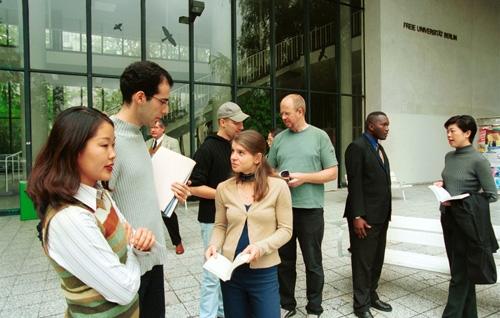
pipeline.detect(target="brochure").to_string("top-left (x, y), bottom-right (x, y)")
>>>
top-left (203, 252), bottom-right (250, 281)
top-left (428, 185), bottom-right (470, 203)
top-left (151, 147), bottom-right (196, 217)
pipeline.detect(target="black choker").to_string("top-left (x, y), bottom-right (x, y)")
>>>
top-left (239, 173), bottom-right (255, 182)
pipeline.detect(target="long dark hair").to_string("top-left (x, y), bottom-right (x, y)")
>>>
top-left (27, 107), bottom-right (114, 221)
top-left (233, 130), bottom-right (273, 202)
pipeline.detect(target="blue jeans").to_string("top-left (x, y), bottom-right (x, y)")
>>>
top-left (221, 265), bottom-right (280, 318)
top-left (200, 222), bottom-right (224, 318)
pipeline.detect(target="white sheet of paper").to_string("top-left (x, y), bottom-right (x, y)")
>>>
top-left (203, 252), bottom-right (251, 281)
top-left (428, 185), bottom-right (470, 202)
top-left (151, 147), bottom-right (196, 213)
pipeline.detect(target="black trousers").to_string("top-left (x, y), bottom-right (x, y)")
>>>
top-left (138, 265), bottom-right (165, 318)
top-left (278, 208), bottom-right (324, 315)
top-left (162, 212), bottom-right (182, 246)
top-left (348, 221), bottom-right (388, 313)
top-left (441, 211), bottom-right (478, 318)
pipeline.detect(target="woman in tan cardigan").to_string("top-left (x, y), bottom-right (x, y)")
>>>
top-left (205, 130), bottom-right (293, 318)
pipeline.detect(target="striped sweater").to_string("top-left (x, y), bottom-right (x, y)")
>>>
top-left (44, 193), bottom-right (139, 317)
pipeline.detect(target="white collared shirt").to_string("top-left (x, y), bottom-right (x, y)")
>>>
top-left (46, 183), bottom-right (141, 305)
top-left (154, 134), bottom-right (165, 147)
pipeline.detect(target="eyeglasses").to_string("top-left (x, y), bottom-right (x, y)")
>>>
top-left (151, 96), bottom-right (169, 105)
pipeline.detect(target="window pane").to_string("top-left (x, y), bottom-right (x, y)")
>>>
top-left (194, 1), bottom-right (232, 84)
top-left (0, 71), bottom-right (24, 209)
top-left (92, 77), bottom-right (121, 116)
top-left (236, 88), bottom-right (273, 136)
top-left (351, 5), bottom-right (363, 96)
top-left (30, 73), bottom-right (86, 160)
top-left (92, 0), bottom-right (140, 75)
top-left (0, 0), bottom-right (23, 68)
top-left (236, 0), bottom-right (271, 87)
top-left (310, 0), bottom-right (336, 92)
top-left (146, 0), bottom-right (189, 82)
top-left (275, 0), bottom-right (304, 89)
top-left (29, 0), bottom-right (86, 72)
top-left (191, 85), bottom-right (231, 155)
top-left (310, 92), bottom-right (338, 148)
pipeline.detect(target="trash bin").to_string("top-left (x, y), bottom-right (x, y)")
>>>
top-left (19, 180), bottom-right (37, 221)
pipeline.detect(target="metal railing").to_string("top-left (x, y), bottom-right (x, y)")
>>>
top-left (2, 151), bottom-right (23, 193)
top-left (238, 22), bottom-right (335, 85)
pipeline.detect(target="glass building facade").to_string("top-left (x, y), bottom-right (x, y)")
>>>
top-left (0, 0), bottom-right (364, 211)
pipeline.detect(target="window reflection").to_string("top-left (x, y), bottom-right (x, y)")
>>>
top-left (275, 0), bottom-right (304, 89)
top-left (92, 77), bottom-right (121, 116)
top-left (30, 73), bottom-right (86, 158)
top-left (191, 85), bottom-right (231, 154)
top-left (236, 0), bottom-right (271, 87)
top-left (194, 0), bottom-right (231, 84)
top-left (92, 0), bottom-right (140, 75)
top-left (29, 0), bottom-right (86, 72)
top-left (310, 0), bottom-right (336, 92)
top-left (237, 88), bottom-right (274, 136)
top-left (0, 0), bottom-right (23, 68)
top-left (146, 0), bottom-right (189, 81)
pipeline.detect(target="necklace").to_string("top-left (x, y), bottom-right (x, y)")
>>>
top-left (238, 172), bottom-right (255, 182)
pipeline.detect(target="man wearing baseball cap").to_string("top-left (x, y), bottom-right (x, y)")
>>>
top-left (190, 102), bottom-right (249, 318)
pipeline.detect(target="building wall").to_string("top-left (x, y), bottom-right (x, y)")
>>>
top-left (365, 0), bottom-right (500, 184)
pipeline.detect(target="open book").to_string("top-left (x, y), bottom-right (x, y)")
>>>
top-left (203, 252), bottom-right (250, 281)
top-left (428, 185), bottom-right (470, 203)
top-left (151, 147), bottom-right (196, 217)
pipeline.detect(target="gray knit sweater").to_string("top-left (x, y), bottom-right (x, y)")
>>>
top-left (109, 116), bottom-right (168, 275)
top-left (442, 145), bottom-right (498, 202)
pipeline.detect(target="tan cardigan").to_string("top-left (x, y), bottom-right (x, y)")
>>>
top-left (211, 176), bottom-right (293, 269)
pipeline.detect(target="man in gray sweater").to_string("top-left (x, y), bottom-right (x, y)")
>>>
top-left (110, 61), bottom-right (190, 318)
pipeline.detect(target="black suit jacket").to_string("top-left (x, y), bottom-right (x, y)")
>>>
top-left (343, 135), bottom-right (392, 224)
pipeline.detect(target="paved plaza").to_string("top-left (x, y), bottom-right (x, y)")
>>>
top-left (0, 184), bottom-right (499, 317)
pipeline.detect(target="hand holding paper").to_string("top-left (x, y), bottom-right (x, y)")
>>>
top-left (428, 184), bottom-right (470, 203)
top-left (151, 147), bottom-right (196, 217)
top-left (203, 252), bottom-right (251, 281)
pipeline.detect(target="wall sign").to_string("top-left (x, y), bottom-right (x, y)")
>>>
top-left (403, 22), bottom-right (457, 41)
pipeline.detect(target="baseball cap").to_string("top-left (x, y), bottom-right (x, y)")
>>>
top-left (217, 102), bottom-right (250, 122)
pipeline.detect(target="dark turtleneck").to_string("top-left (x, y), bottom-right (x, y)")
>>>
top-left (441, 144), bottom-right (497, 202)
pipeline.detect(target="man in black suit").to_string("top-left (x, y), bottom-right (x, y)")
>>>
top-left (344, 111), bottom-right (392, 318)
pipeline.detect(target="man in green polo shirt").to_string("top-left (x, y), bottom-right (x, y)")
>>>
top-left (268, 94), bottom-right (338, 318)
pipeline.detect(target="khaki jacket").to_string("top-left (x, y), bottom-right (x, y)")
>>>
top-left (211, 176), bottom-right (293, 268)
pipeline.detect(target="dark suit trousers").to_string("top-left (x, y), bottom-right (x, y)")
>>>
top-left (348, 221), bottom-right (388, 313)
top-left (441, 211), bottom-right (478, 318)
top-left (162, 212), bottom-right (182, 246)
top-left (278, 208), bottom-right (324, 315)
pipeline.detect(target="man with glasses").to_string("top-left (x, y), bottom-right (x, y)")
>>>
top-left (110, 60), bottom-right (190, 318)
top-left (189, 102), bottom-right (249, 318)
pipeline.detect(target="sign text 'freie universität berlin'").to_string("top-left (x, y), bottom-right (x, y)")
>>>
top-left (403, 22), bottom-right (458, 41)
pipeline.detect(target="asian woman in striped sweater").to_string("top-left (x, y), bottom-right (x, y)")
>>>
top-left (27, 107), bottom-right (156, 317)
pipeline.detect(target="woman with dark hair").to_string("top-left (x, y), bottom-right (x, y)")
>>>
top-left (27, 106), bottom-right (155, 317)
top-left (205, 129), bottom-right (293, 318)
top-left (436, 115), bottom-right (497, 318)
top-left (266, 128), bottom-right (283, 148)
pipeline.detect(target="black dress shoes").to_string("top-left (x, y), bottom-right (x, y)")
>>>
top-left (371, 299), bottom-right (392, 312)
top-left (354, 311), bottom-right (374, 318)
